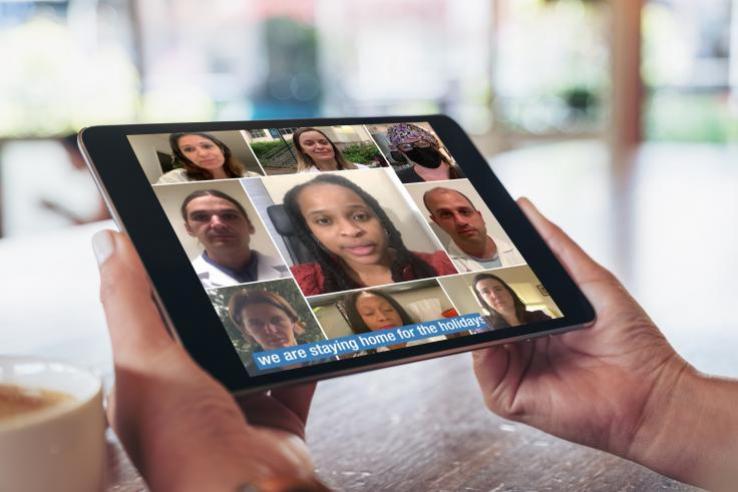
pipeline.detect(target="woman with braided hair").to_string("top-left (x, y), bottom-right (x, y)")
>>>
top-left (283, 174), bottom-right (457, 295)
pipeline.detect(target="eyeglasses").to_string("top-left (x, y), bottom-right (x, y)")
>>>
top-left (394, 140), bottom-right (432, 152)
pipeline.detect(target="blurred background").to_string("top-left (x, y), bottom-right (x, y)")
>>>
top-left (1, 0), bottom-right (737, 373)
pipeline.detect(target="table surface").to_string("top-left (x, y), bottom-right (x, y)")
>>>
top-left (0, 224), bottom-right (702, 492)
top-left (4, 143), bottom-right (734, 491)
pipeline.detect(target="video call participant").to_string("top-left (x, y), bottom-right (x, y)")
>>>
top-left (181, 189), bottom-right (289, 289)
top-left (343, 289), bottom-right (446, 352)
top-left (282, 174), bottom-right (458, 295)
top-left (472, 272), bottom-right (551, 329)
top-left (386, 123), bottom-right (464, 183)
top-left (156, 132), bottom-right (261, 184)
top-left (92, 204), bottom-right (738, 491)
top-left (423, 187), bottom-right (522, 272)
top-left (228, 289), bottom-right (310, 372)
top-left (293, 127), bottom-right (369, 173)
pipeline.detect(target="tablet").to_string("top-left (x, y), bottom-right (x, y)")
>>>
top-left (79, 115), bottom-right (594, 393)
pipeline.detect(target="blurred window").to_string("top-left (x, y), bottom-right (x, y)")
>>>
top-left (642, 0), bottom-right (738, 142)
top-left (314, 0), bottom-right (493, 133)
top-left (0, 0), bottom-right (139, 137)
top-left (492, 0), bottom-right (610, 138)
top-left (1, 0), bottom-right (497, 136)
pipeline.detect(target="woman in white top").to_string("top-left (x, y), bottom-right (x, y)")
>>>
top-left (156, 132), bottom-right (261, 184)
top-left (292, 127), bottom-right (370, 173)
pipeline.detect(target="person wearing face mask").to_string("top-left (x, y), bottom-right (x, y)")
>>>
top-left (472, 272), bottom-right (551, 330)
top-left (386, 123), bottom-right (465, 184)
top-left (181, 189), bottom-right (289, 289)
top-left (90, 200), bottom-right (738, 492)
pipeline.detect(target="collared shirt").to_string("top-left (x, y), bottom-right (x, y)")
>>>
top-left (201, 250), bottom-right (260, 284)
top-left (446, 236), bottom-right (524, 273)
top-left (192, 250), bottom-right (289, 289)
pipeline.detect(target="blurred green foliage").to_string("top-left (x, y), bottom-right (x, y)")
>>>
top-left (250, 140), bottom-right (287, 160)
top-left (341, 142), bottom-right (382, 164)
top-left (645, 93), bottom-right (738, 143)
top-left (250, 140), bottom-right (297, 169)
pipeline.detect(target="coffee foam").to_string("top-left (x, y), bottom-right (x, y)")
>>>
top-left (0, 383), bottom-right (74, 422)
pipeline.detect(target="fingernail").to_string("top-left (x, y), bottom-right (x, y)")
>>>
top-left (92, 230), bottom-right (115, 266)
top-left (526, 198), bottom-right (540, 212)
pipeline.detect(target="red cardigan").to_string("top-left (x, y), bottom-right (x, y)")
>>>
top-left (291, 250), bottom-right (457, 296)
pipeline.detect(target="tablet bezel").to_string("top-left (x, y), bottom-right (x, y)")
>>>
top-left (79, 114), bottom-right (595, 393)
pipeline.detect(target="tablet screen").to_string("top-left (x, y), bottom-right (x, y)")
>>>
top-left (126, 122), bottom-right (563, 376)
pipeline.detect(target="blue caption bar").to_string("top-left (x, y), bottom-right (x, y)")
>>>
top-left (252, 313), bottom-right (487, 370)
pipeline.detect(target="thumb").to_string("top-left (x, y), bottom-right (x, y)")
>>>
top-left (92, 230), bottom-right (179, 368)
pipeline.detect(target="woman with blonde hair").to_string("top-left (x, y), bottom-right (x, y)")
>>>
top-left (292, 127), bottom-right (369, 173)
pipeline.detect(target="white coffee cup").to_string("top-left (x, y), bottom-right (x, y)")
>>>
top-left (0, 355), bottom-right (105, 492)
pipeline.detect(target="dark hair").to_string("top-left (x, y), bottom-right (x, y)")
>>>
top-left (60, 133), bottom-right (78, 149)
top-left (342, 289), bottom-right (415, 334)
top-left (292, 127), bottom-right (357, 172)
top-left (169, 132), bottom-right (245, 180)
top-left (228, 289), bottom-right (305, 336)
top-left (472, 273), bottom-right (528, 329)
top-left (282, 173), bottom-right (438, 291)
top-left (180, 189), bottom-right (251, 223)
top-left (422, 187), bottom-right (477, 214)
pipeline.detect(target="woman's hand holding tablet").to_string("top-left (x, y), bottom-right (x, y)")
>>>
top-left (87, 132), bottom-right (738, 489)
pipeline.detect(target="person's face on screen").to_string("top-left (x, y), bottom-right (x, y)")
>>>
top-left (355, 292), bottom-right (404, 331)
top-left (177, 135), bottom-right (226, 171)
top-left (297, 183), bottom-right (389, 267)
top-left (397, 139), bottom-right (443, 169)
top-left (239, 302), bottom-right (298, 350)
top-left (184, 196), bottom-right (254, 252)
top-left (426, 190), bottom-right (486, 245)
top-left (475, 278), bottom-right (515, 315)
top-left (298, 131), bottom-right (335, 164)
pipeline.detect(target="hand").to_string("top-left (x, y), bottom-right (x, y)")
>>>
top-left (93, 230), bottom-right (328, 492)
top-left (473, 198), bottom-right (694, 476)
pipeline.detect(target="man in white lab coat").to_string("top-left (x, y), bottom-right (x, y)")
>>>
top-left (182, 189), bottom-right (289, 289)
top-left (423, 187), bottom-right (524, 273)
